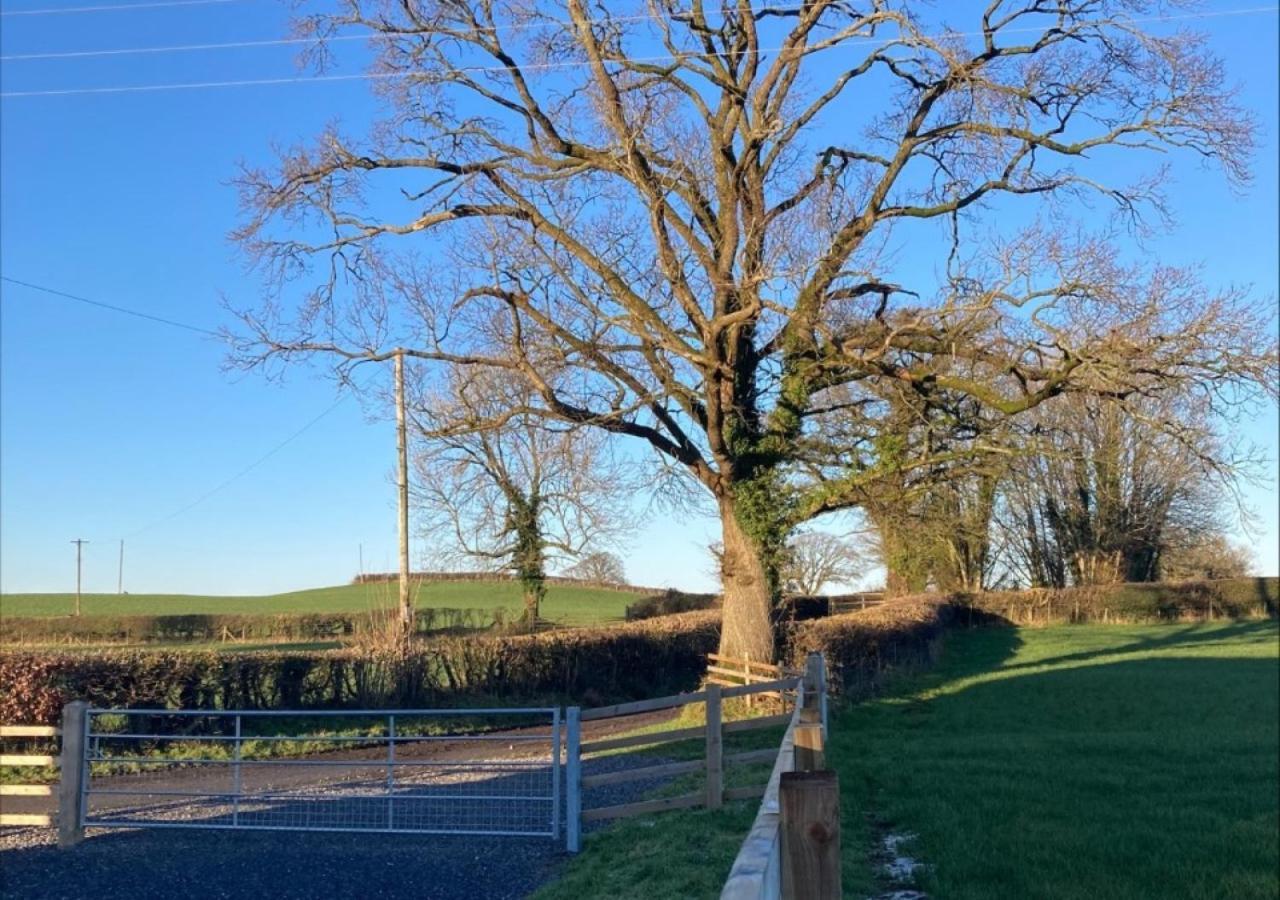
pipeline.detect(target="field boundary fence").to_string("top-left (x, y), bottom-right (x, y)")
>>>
top-left (0, 724), bottom-right (61, 830)
top-left (562, 652), bottom-right (828, 855)
top-left (720, 652), bottom-right (840, 899)
top-left (5, 651), bottom-right (840, 897)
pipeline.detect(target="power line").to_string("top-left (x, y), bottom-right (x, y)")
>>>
top-left (2, 32), bottom-right (366, 61)
top-left (2, 5), bottom-right (1274, 98)
top-left (123, 384), bottom-right (361, 537)
top-left (0, 6), bottom-right (752, 60)
top-left (1, 276), bottom-right (222, 336)
top-left (1, 0), bottom-right (246, 17)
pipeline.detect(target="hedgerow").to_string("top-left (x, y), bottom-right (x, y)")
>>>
top-left (785, 595), bottom-right (957, 697)
top-left (952, 577), bottom-right (1278, 625)
top-left (624, 590), bottom-right (720, 620)
top-left (0, 608), bottom-right (498, 645)
top-left (0, 611), bottom-right (720, 725)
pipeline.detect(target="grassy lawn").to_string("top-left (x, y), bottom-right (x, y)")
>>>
top-left (0, 580), bottom-right (636, 625)
top-left (540, 621), bottom-right (1279, 899)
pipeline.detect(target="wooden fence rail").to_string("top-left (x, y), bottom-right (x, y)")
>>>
top-left (0, 702), bottom-right (88, 848)
top-left (564, 653), bottom-right (827, 854)
top-left (720, 653), bottom-right (840, 900)
top-left (0, 724), bottom-right (60, 830)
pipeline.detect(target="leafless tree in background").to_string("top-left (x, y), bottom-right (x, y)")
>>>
top-left (233, 1), bottom-right (1277, 660)
top-left (1159, 533), bottom-right (1254, 581)
top-left (783, 530), bottom-right (866, 595)
top-left (563, 551), bottom-right (629, 585)
top-left (993, 392), bottom-right (1259, 587)
top-left (412, 368), bottom-right (635, 624)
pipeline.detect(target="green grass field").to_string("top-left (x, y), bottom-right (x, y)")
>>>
top-left (0, 580), bottom-right (637, 625)
top-left (539, 621), bottom-right (1280, 899)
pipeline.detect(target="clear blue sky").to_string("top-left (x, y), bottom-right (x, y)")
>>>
top-left (1, 2), bottom-right (1276, 596)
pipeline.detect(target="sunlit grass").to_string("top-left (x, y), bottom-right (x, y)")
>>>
top-left (538, 621), bottom-right (1279, 900)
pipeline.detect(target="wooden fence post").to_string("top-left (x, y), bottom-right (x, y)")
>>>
top-left (802, 651), bottom-right (827, 736)
top-left (58, 700), bottom-right (88, 849)
top-left (780, 770), bottom-right (841, 900)
top-left (705, 683), bottom-right (723, 810)
top-left (566, 706), bottom-right (581, 853)
top-left (816, 653), bottom-right (828, 739)
top-left (794, 722), bottom-right (825, 772)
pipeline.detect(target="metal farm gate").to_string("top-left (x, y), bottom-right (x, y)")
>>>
top-left (77, 707), bottom-right (561, 838)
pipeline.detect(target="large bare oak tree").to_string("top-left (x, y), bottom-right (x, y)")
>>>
top-left (234, 0), bottom-right (1276, 660)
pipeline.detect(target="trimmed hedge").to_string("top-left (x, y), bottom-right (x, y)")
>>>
top-left (353, 571), bottom-right (660, 594)
top-left (0, 611), bottom-right (720, 726)
top-left (953, 577), bottom-right (1278, 625)
top-left (625, 590), bottom-right (720, 620)
top-left (0, 608), bottom-right (500, 645)
top-left (785, 595), bottom-right (957, 697)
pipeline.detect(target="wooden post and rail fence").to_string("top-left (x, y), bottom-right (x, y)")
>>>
top-left (720, 652), bottom-right (841, 900)
top-left (8, 660), bottom-right (840, 896)
top-left (0, 700), bottom-right (87, 848)
top-left (563, 651), bottom-right (840, 898)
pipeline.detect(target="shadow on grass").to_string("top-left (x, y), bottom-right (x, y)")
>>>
top-left (835, 643), bottom-right (1280, 900)
top-left (990, 617), bottom-right (1278, 675)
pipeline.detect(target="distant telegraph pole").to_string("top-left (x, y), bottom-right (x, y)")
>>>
top-left (70, 538), bottom-right (88, 617)
top-left (395, 350), bottom-right (414, 636)
top-left (117, 539), bottom-right (124, 594)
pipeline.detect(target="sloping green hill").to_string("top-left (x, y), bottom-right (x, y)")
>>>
top-left (0, 580), bottom-right (636, 625)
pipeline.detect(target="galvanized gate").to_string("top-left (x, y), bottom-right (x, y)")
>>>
top-left (78, 707), bottom-right (560, 838)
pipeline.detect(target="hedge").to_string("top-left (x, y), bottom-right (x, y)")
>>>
top-left (785, 595), bottom-right (957, 697)
top-left (353, 571), bottom-right (661, 595)
top-left (625, 592), bottom-right (830, 622)
top-left (625, 590), bottom-right (720, 620)
top-left (952, 577), bottom-right (1278, 625)
top-left (0, 611), bottom-right (721, 726)
top-left (0, 608), bottom-right (500, 645)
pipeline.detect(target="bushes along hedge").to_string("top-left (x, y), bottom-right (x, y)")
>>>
top-left (785, 595), bottom-right (957, 697)
top-left (953, 577), bottom-right (1277, 625)
top-left (0, 611), bottom-right (720, 725)
top-left (0, 608), bottom-right (499, 645)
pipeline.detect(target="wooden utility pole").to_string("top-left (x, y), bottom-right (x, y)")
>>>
top-left (117, 539), bottom-right (124, 594)
top-left (395, 351), bottom-right (413, 635)
top-left (70, 539), bottom-right (88, 616)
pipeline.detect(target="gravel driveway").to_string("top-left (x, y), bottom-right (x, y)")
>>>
top-left (0, 712), bottom-right (683, 899)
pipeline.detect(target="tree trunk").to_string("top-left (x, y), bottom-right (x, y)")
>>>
top-left (506, 491), bottom-right (546, 632)
top-left (717, 499), bottom-right (778, 663)
top-left (522, 585), bottom-right (543, 629)
top-left (877, 519), bottom-right (931, 598)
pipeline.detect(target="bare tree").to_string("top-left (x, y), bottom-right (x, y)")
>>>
top-left (563, 551), bottom-right (628, 585)
top-left (234, 1), bottom-right (1276, 660)
top-left (783, 530), bottom-right (866, 595)
top-left (1159, 533), bottom-right (1253, 581)
top-left (413, 367), bottom-right (634, 624)
top-left (993, 392), bottom-right (1256, 587)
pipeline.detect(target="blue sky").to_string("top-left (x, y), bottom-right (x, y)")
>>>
top-left (1, 2), bottom-right (1277, 596)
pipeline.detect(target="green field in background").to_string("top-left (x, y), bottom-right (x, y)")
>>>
top-left (0, 580), bottom-right (637, 625)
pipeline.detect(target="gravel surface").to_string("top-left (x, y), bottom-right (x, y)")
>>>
top-left (0, 731), bottom-right (681, 900)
